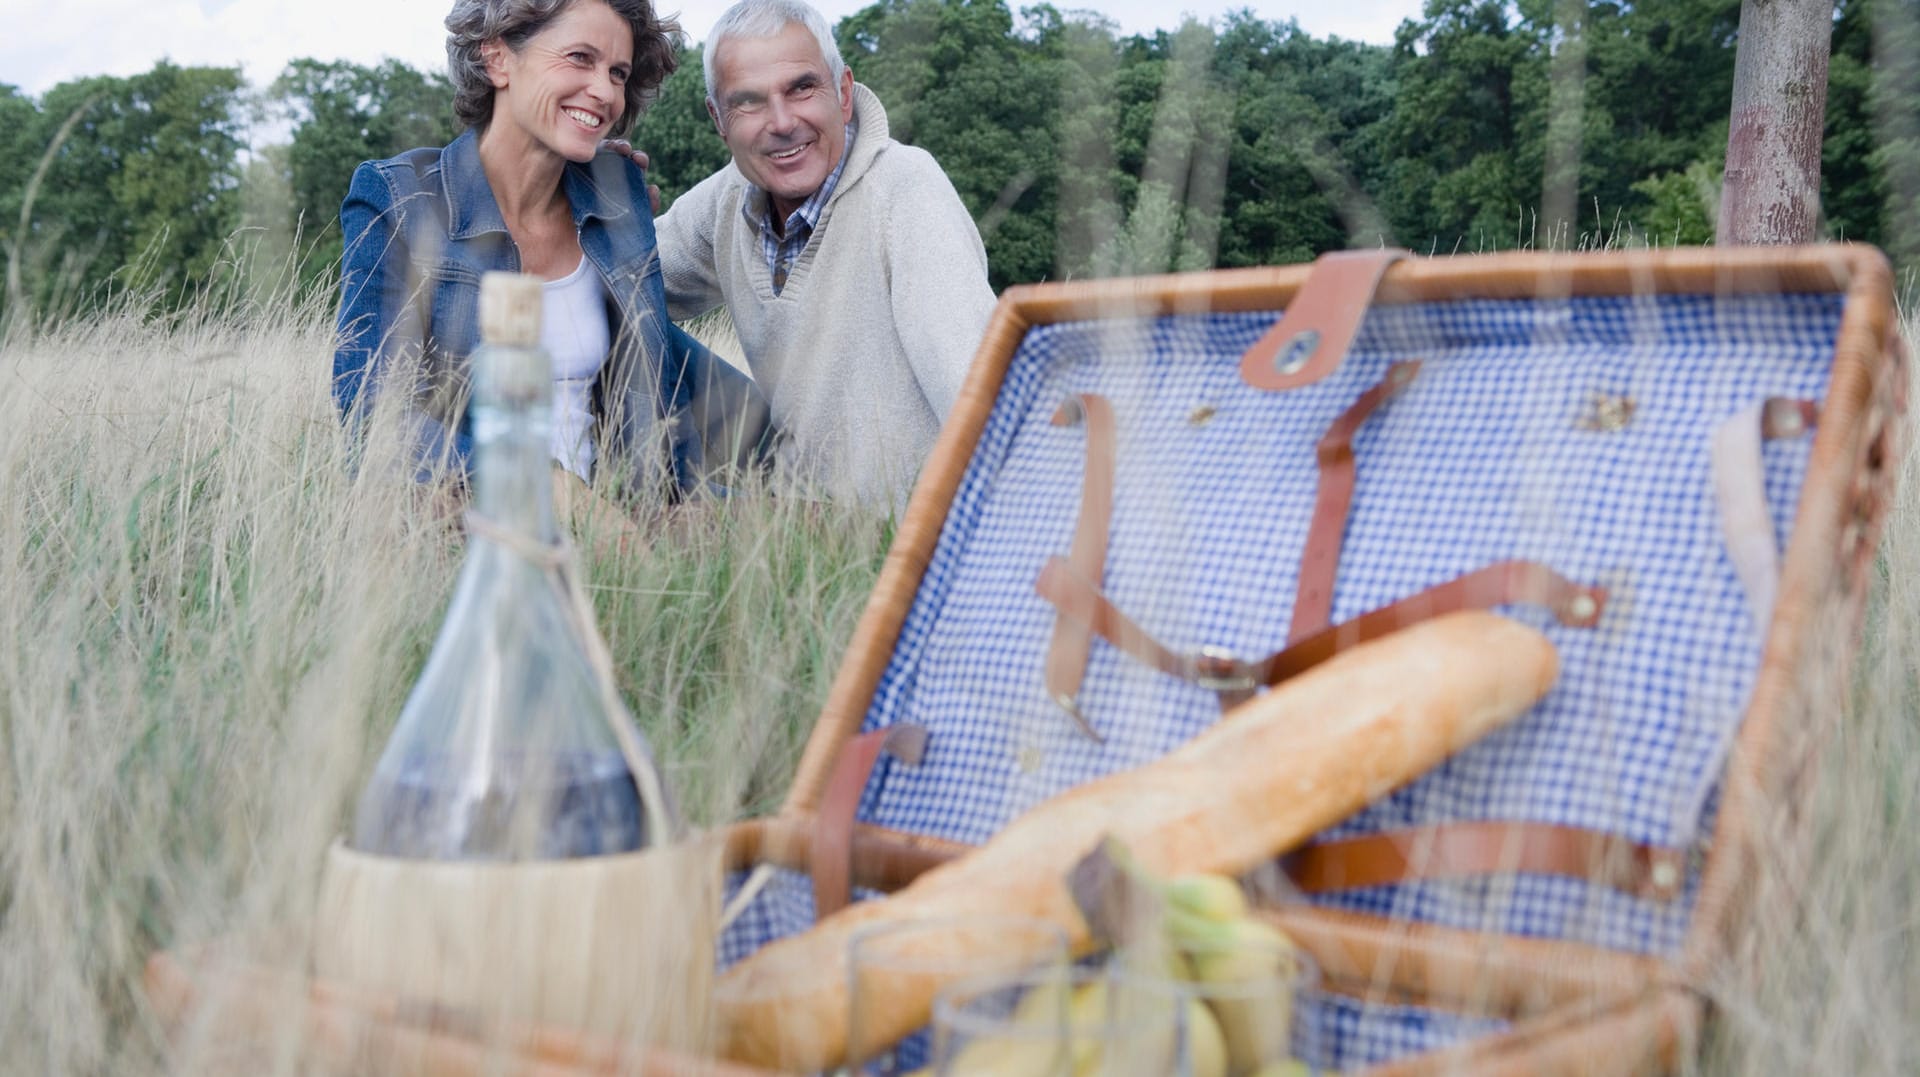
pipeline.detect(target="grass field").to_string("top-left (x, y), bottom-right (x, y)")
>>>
top-left (0, 277), bottom-right (1913, 1075)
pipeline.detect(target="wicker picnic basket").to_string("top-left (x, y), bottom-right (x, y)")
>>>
top-left (146, 244), bottom-right (1906, 1076)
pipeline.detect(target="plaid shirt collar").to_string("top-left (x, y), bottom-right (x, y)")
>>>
top-left (746, 120), bottom-right (857, 294)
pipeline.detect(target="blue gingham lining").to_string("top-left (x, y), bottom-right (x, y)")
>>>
top-left (1296, 991), bottom-right (1514, 1072)
top-left (719, 867), bottom-right (817, 969)
top-left (719, 291), bottom-right (1841, 1069)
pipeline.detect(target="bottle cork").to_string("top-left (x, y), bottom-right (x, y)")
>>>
top-left (477, 272), bottom-right (550, 404)
top-left (480, 271), bottom-right (544, 347)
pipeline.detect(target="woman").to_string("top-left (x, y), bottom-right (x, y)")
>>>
top-left (332, 0), bottom-right (768, 500)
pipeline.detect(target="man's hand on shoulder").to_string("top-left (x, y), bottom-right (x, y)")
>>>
top-left (600, 139), bottom-right (661, 216)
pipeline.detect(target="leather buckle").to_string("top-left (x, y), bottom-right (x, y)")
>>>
top-left (1185, 646), bottom-right (1256, 693)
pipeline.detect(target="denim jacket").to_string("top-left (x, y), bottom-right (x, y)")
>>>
top-left (333, 128), bottom-right (769, 495)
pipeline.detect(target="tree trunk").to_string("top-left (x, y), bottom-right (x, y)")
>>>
top-left (1717, 0), bottom-right (1836, 245)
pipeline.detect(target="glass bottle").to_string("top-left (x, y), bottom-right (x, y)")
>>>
top-left (351, 271), bottom-right (673, 860)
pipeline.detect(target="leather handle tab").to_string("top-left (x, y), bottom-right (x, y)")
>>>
top-left (812, 723), bottom-right (929, 918)
top-left (1285, 821), bottom-right (1688, 902)
top-left (1041, 394), bottom-right (1117, 741)
top-left (1291, 361), bottom-right (1422, 643)
top-left (1240, 248), bottom-right (1409, 392)
top-left (1037, 555), bottom-right (1191, 684)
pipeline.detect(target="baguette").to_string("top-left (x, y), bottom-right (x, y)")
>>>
top-left (714, 610), bottom-right (1559, 1072)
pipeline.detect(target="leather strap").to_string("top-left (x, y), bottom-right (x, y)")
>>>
top-left (1284, 821), bottom-right (1688, 902)
top-left (1240, 249), bottom-right (1409, 392)
top-left (1035, 558), bottom-right (1606, 698)
top-left (1712, 397), bottom-right (1820, 632)
top-left (1291, 361), bottom-right (1422, 645)
top-left (812, 723), bottom-right (929, 918)
top-left (1042, 395), bottom-right (1116, 741)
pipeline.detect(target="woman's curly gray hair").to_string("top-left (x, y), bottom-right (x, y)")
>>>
top-left (445, 0), bottom-right (681, 135)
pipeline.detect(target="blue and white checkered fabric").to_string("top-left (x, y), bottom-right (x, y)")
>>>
top-left (719, 290), bottom-right (1842, 1071)
top-left (1299, 991), bottom-right (1514, 1067)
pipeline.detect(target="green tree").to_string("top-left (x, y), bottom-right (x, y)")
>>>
top-left (0, 84), bottom-right (47, 319)
top-left (629, 45), bottom-right (735, 206)
top-left (1210, 16), bottom-right (1391, 266)
top-left (1865, 0), bottom-right (1920, 269)
top-left (1824, 0), bottom-right (1883, 246)
top-left (1509, 0), bottom-right (1738, 246)
top-left (1082, 21), bottom-right (1237, 274)
top-left (1376, 0), bottom-right (1747, 252)
top-left (117, 65), bottom-right (251, 296)
top-left (0, 85), bottom-right (41, 242)
top-left (1380, 0), bottom-right (1539, 250)
top-left (270, 58), bottom-right (457, 287)
top-left (1043, 9), bottom-right (1127, 279)
top-left (838, 0), bottom-right (1064, 287)
top-left (1824, 0), bottom-right (1920, 269)
top-left (18, 63), bottom-right (248, 314)
top-left (1631, 160), bottom-right (1720, 245)
top-left (1578, 0), bottom-right (1739, 205)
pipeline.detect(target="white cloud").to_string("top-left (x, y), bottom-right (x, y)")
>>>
top-left (0, 0), bottom-right (445, 95)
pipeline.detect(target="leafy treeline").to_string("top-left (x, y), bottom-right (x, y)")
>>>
top-left (1, 63), bottom-right (250, 317)
top-left (1, 0), bottom-right (1914, 320)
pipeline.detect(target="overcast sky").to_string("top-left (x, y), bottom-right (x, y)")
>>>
top-left (0, 0), bottom-right (1422, 100)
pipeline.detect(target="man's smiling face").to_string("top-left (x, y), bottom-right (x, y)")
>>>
top-left (708, 21), bottom-right (855, 222)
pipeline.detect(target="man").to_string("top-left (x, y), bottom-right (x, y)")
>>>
top-left (653, 0), bottom-right (997, 508)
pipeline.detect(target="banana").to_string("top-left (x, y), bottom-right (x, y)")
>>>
top-left (1163, 874), bottom-right (1248, 923)
top-left (1184, 919), bottom-right (1294, 1075)
top-left (1081, 843), bottom-right (1304, 1077)
top-left (1073, 976), bottom-right (1196, 1077)
top-left (936, 976), bottom-right (1072, 1077)
top-left (1204, 981), bottom-right (1293, 1076)
top-left (1161, 898), bottom-right (1296, 1076)
top-left (1066, 978), bottom-right (1111, 1076)
top-left (936, 1041), bottom-right (1066, 1077)
top-left (1181, 997), bottom-right (1231, 1077)
top-left (1190, 946), bottom-right (1289, 988)
top-left (1169, 913), bottom-right (1293, 982)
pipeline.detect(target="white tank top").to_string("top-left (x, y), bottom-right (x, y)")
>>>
top-left (541, 257), bottom-right (611, 482)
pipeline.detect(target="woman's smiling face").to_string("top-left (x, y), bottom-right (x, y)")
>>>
top-left (487, 0), bottom-right (633, 164)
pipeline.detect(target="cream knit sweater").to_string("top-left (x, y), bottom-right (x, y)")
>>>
top-left (655, 83), bottom-right (997, 508)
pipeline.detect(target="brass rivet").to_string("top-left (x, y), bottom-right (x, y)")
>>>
top-left (1568, 593), bottom-right (1600, 624)
top-left (1576, 392), bottom-right (1637, 433)
top-left (1188, 404), bottom-right (1217, 425)
top-left (1651, 861), bottom-right (1680, 892)
top-left (1015, 746), bottom-right (1044, 774)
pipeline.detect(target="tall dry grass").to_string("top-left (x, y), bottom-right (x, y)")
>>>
top-left (0, 285), bottom-right (887, 1073)
top-left (1690, 307), bottom-right (1920, 1073)
top-left (0, 275), bottom-right (1915, 1076)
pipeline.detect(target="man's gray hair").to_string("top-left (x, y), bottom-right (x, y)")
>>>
top-left (701, 0), bottom-right (845, 108)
